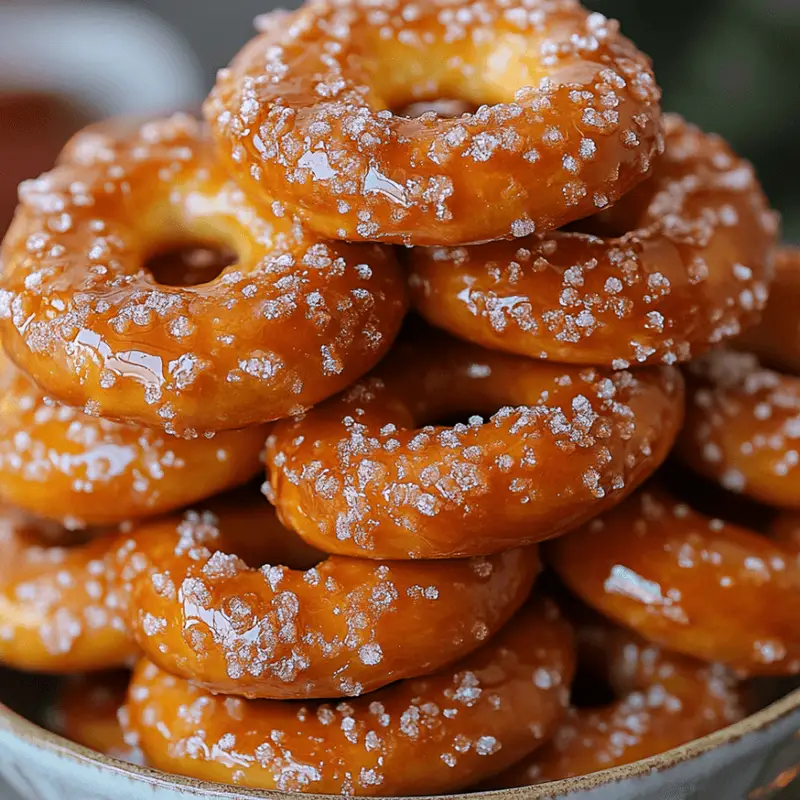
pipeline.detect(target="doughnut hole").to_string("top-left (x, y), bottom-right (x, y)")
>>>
top-left (144, 242), bottom-right (238, 288)
top-left (568, 657), bottom-right (616, 709)
top-left (368, 34), bottom-right (544, 113)
top-left (395, 98), bottom-right (478, 119)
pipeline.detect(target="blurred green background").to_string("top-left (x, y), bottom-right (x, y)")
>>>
top-left (583, 0), bottom-right (800, 240)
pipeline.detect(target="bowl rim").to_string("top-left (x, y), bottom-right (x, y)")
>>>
top-left (0, 685), bottom-right (799, 798)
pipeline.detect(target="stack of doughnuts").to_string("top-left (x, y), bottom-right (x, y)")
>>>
top-left (0, 0), bottom-right (793, 795)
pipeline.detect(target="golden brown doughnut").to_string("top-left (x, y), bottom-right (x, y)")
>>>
top-left (0, 352), bottom-right (264, 527)
top-left (0, 114), bottom-right (407, 437)
top-left (126, 597), bottom-right (575, 795)
top-left (409, 115), bottom-right (777, 366)
top-left (678, 350), bottom-right (800, 509)
top-left (49, 672), bottom-right (143, 763)
top-left (205, 0), bottom-right (663, 245)
top-left (548, 488), bottom-right (800, 675)
top-left (116, 494), bottom-right (540, 698)
top-left (0, 506), bottom-right (134, 673)
top-left (266, 329), bottom-right (684, 559)
top-left (739, 248), bottom-right (800, 373)
top-left (494, 619), bottom-right (745, 785)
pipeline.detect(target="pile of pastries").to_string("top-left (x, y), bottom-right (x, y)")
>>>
top-left (0, 0), bottom-right (797, 795)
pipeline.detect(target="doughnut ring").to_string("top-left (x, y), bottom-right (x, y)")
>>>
top-left (548, 488), bottom-right (800, 675)
top-left (740, 248), bottom-right (800, 373)
top-left (408, 115), bottom-right (777, 367)
top-left (116, 494), bottom-right (540, 698)
top-left (0, 353), bottom-right (264, 528)
top-left (494, 618), bottom-right (745, 785)
top-left (49, 672), bottom-right (143, 763)
top-left (0, 506), bottom-right (134, 672)
top-left (205, 0), bottom-right (663, 246)
top-left (265, 330), bottom-right (684, 559)
top-left (0, 114), bottom-right (407, 437)
top-left (677, 350), bottom-right (800, 508)
top-left (125, 597), bottom-right (575, 795)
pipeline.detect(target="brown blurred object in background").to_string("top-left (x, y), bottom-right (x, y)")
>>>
top-left (0, 93), bottom-right (90, 234)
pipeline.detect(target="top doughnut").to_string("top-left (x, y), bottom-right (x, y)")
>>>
top-left (205, 0), bottom-right (663, 245)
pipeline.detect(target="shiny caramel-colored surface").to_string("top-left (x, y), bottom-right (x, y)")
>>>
top-left (0, 352), bottom-right (264, 527)
top-left (495, 619), bottom-right (745, 785)
top-left (205, 0), bottom-right (662, 245)
top-left (548, 488), bottom-right (800, 675)
top-left (126, 597), bottom-right (575, 795)
top-left (116, 494), bottom-right (540, 699)
top-left (0, 506), bottom-right (135, 672)
top-left (409, 115), bottom-right (777, 366)
top-left (0, 115), bottom-right (407, 437)
top-left (740, 249), bottom-right (800, 373)
top-left (50, 672), bottom-right (142, 764)
top-left (678, 350), bottom-right (800, 509)
top-left (265, 330), bottom-right (684, 559)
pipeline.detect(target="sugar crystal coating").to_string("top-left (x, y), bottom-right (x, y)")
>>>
top-left (205, 0), bottom-right (663, 245)
top-left (117, 495), bottom-right (540, 698)
top-left (678, 350), bottom-right (800, 510)
top-left (409, 115), bottom-right (777, 366)
top-left (495, 620), bottom-right (745, 785)
top-left (125, 598), bottom-right (575, 794)
top-left (266, 329), bottom-right (684, 559)
top-left (0, 351), bottom-right (265, 526)
top-left (550, 488), bottom-right (800, 676)
top-left (0, 114), bottom-right (407, 436)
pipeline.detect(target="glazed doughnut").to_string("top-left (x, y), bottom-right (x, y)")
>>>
top-left (739, 248), bottom-right (800, 373)
top-left (548, 488), bottom-right (800, 675)
top-left (494, 620), bottom-right (745, 785)
top-left (205, 0), bottom-right (663, 245)
top-left (265, 329), bottom-right (684, 559)
top-left (0, 114), bottom-right (407, 437)
top-left (0, 352), bottom-right (264, 527)
top-left (116, 494), bottom-right (540, 698)
top-left (408, 115), bottom-right (777, 367)
top-left (125, 597), bottom-right (575, 795)
top-left (0, 506), bottom-right (134, 673)
top-left (49, 672), bottom-right (143, 763)
top-left (677, 350), bottom-right (800, 508)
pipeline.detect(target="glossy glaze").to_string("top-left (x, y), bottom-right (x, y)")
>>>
top-left (265, 330), bottom-right (684, 559)
top-left (740, 248), bottom-right (800, 373)
top-left (678, 350), bottom-right (800, 509)
top-left (548, 488), bottom-right (800, 675)
top-left (409, 115), bottom-right (777, 366)
top-left (0, 506), bottom-right (135, 672)
top-left (0, 352), bottom-right (264, 527)
top-left (116, 493), bottom-right (540, 699)
top-left (125, 598), bottom-right (575, 795)
top-left (494, 619), bottom-right (746, 785)
top-left (205, 0), bottom-right (662, 245)
top-left (0, 115), bottom-right (407, 436)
